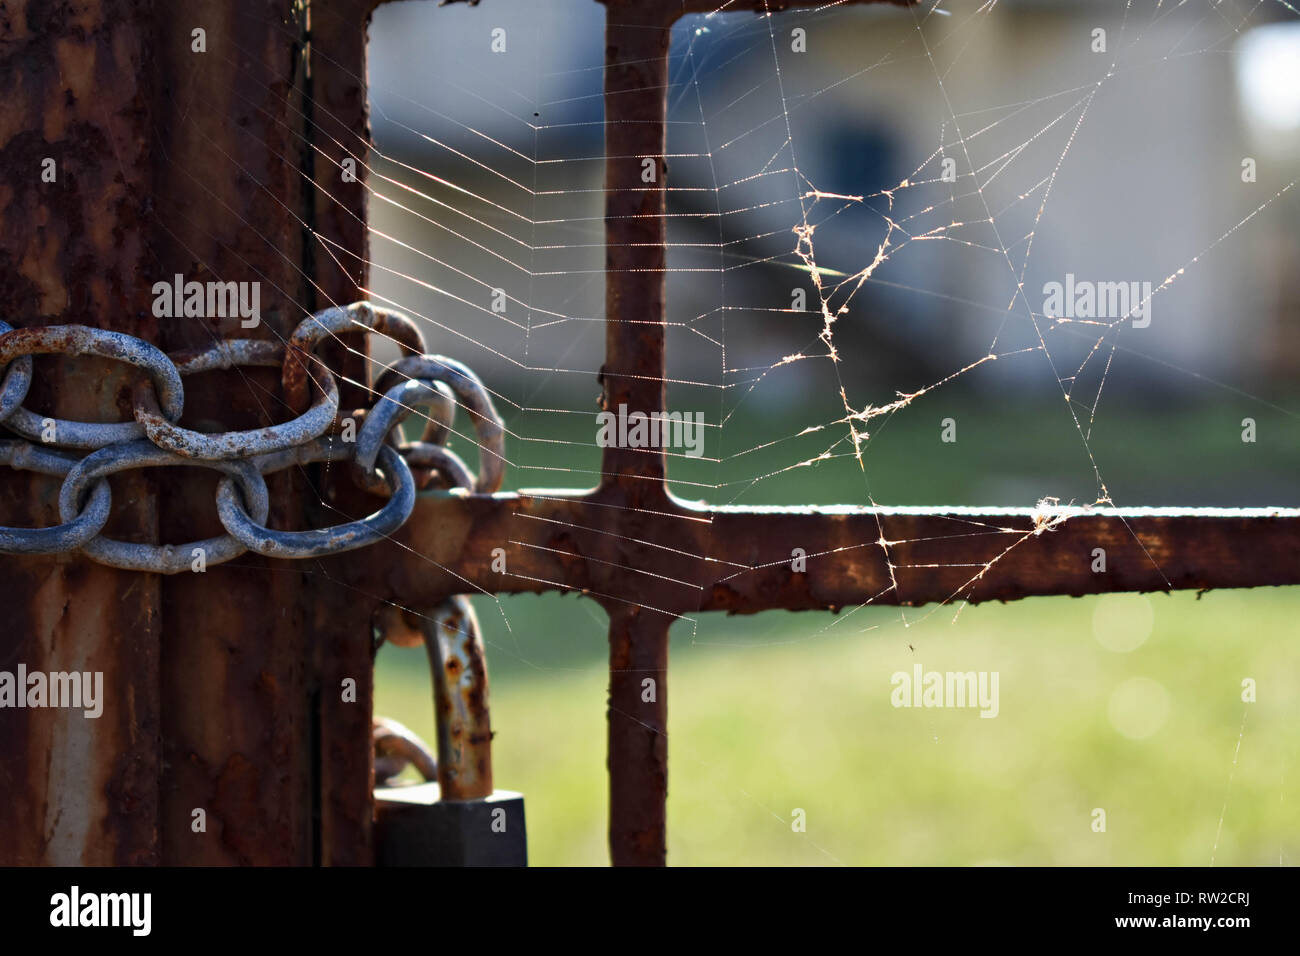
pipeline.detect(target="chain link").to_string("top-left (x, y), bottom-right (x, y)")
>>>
top-left (0, 440), bottom-right (112, 553)
top-left (374, 354), bottom-right (506, 493)
top-left (59, 440), bottom-right (270, 573)
top-left (283, 302), bottom-right (427, 414)
top-left (0, 325), bottom-right (185, 450)
top-left (373, 715), bottom-right (439, 786)
top-left (355, 378), bottom-right (465, 494)
top-left (215, 439), bottom-right (414, 559)
top-left (0, 303), bottom-right (506, 572)
top-left (137, 340), bottom-right (339, 461)
top-left (0, 321), bottom-right (33, 421)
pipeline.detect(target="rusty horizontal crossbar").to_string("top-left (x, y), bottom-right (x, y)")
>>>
top-left (363, 497), bottom-right (1300, 615)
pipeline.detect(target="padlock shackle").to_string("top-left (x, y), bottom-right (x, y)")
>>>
top-left (423, 596), bottom-right (494, 801)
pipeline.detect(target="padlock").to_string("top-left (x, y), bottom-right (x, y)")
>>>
top-left (374, 596), bottom-right (527, 866)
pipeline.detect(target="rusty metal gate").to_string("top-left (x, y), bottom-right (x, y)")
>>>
top-left (1, 0), bottom-right (1297, 868)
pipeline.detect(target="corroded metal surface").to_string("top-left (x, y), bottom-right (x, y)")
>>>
top-left (0, 0), bottom-right (402, 866)
top-left (0, 0), bottom-right (324, 865)
top-left (283, 301), bottom-right (426, 412)
top-left (594, 0), bottom-right (674, 867)
top-left (423, 597), bottom-right (494, 801)
top-left (597, 0), bottom-right (670, 495)
top-left (136, 346), bottom-right (339, 461)
top-left (0, 0), bottom-right (163, 866)
top-left (0, 320), bottom-right (33, 417)
top-left (306, 0), bottom-right (387, 864)
top-left (372, 497), bottom-right (1300, 614)
top-left (0, 322), bottom-right (363, 569)
top-left (146, 0), bottom-right (318, 867)
top-left (606, 605), bottom-right (670, 866)
top-left (396, 439), bottom-right (475, 492)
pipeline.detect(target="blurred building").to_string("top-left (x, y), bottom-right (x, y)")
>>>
top-left (366, 1), bottom-right (1300, 411)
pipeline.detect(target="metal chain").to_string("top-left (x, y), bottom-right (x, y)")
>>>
top-left (0, 303), bottom-right (505, 572)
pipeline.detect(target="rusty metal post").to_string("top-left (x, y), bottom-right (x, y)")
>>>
top-left (0, 0), bottom-right (165, 865)
top-left (599, 2), bottom-right (669, 492)
top-left (0, 0), bottom-right (379, 866)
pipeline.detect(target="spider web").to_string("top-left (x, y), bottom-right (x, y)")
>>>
top-left (188, 0), bottom-right (1300, 863)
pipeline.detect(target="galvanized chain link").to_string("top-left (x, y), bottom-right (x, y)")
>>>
top-left (0, 303), bottom-right (505, 572)
top-left (375, 354), bottom-right (506, 494)
top-left (355, 378), bottom-right (471, 494)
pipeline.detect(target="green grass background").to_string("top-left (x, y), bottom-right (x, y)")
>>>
top-left (377, 588), bottom-right (1298, 866)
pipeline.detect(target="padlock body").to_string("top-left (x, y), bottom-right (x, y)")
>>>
top-left (375, 781), bottom-right (526, 866)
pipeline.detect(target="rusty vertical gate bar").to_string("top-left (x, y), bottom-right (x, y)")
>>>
top-left (590, 0), bottom-right (915, 867)
top-left (598, 0), bottom-right (674, 868)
